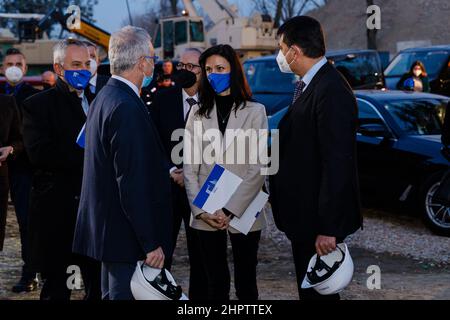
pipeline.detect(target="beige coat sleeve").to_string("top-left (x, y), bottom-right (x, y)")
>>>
top-left (183, 106), bottom-right (205, 217)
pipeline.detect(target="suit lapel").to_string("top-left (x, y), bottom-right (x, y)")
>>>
top-left (279, 63), bottom-right (332, 145)
top-left (284, 62), bottom-right (332, 117)
top-left (56, 79), bottom-right (86, 124)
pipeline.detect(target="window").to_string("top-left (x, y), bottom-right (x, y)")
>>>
top-left (331, 53), bottom-right (382, 89)
top-left (243, 60), bottom-right (299, 94)
top-left (154, 25), bottom-right (161, 48)
top-left (357, 99), bottom-right (385, 126)
top-left (163, 21), bottom-right (174, 58)
top-left (190, 20), bottom-right (205, 42)
top-left (384, 51), bottom-right (449, 78)
top-left (175, 21), bottom-right (187, 45)
top-left (383, 99), bottom-right (448, 135)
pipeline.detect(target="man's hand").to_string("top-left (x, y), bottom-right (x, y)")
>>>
top-left (170, 169), bottom-right (184, 188)
top-left (0, 146), bottom-right (13, 163)
top-left (145, 247), bottom-right (165, 269)
top-left (199, 212), bottom-right (225, 230)
top-left (315, 235), bottom-right (336, 256)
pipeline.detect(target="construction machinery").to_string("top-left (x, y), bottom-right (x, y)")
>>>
top-left (154, 0), bottom-right (278, 61)
top-left (0, 9), bottom-right (110, 68)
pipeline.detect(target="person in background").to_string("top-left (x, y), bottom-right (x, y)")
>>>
top-left (0, 95), bottom-right (23, 255)
top-left (82, 41), bottom-right (110, 103)
top-left (41, 71), bottom-right (57, 90)
top-left (0, 47), bottom-right (40, 293)
top-left (397, 61), bottom-right (430, 92)
top-left (160, 73), bottom-right (176, 88)
top-left (150, 48), bottom-right (208, 300)
top-left (73, 26), bottom-right (172, 300)
top-left (162, 59), bottom-right (174, 77)
top-left (184, 44), bottom-right (268, 301)
top-left (22, 39), bottom-right (101, 300)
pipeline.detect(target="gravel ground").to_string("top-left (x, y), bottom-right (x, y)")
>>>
top-left (1, 203), bottom-right (450, 300)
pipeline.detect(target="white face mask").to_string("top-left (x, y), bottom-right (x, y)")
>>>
top-left (413, 69), bottom-right (422, 77)
top-left (276, 48), bottom-right (294, 74)
top-left (89, 59), bottom-right (98, 77)
top-left (5, 66), bottom-right (24, 83)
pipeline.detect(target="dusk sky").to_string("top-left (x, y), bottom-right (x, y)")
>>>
top-left (94, 0), bottom-right (253, 33)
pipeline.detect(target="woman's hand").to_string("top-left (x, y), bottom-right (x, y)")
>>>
top-left (199, 212), bottom-right (227, 230)
top-left (214, 209), bottom-right (231, 230)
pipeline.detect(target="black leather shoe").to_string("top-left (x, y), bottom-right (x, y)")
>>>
top-left (12, 277), bottom-right (39, 293)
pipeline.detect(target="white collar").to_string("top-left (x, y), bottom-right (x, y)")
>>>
top-left (301, 57), bottom-right (328, 89)
top-left (89, 73), bottom-right (98, 87)
top-left (111, 75), bottom-right (140, 97)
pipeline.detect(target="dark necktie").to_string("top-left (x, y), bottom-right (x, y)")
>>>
top-left (292, 80), bottom-right (306, 105)
top-left (185, 97), bottom-right (197, 121)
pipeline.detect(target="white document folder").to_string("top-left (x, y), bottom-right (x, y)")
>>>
top-left (193, 164), bottom-right (268, 235)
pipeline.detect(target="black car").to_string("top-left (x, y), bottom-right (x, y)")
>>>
top-left (268, 91), bottom-right (450, 236)
top-left (384, 45), bottom-right (450, 96)
top-left (244, 49), bottom-right (385, 115)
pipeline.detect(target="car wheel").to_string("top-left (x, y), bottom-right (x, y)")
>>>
top-left (421, 173), bottom-right (450, 237)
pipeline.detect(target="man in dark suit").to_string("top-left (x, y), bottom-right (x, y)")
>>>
top-left (1, 48), bottom-right (40, 292)
top-left (269, 16), bottom-right (362, 300)
top-left (73, 26), bottom-right (173, 300)
top-left (150, 48), bottom-right (207, 300)
top-left (22, 39), bottom-right (101, 300)
top-left (82, 41), bottom-right (110, 103)
top-left (0, 94), bottom-right (23, 253)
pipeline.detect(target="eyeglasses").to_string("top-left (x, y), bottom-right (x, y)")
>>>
top-left (177, 62), bottom-right (201, 72)
top-left (144, 56), bottom-right (159, 63)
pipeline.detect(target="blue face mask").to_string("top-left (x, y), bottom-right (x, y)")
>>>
top-left (142, 72), bottom-right (153, 88)
top-left (63, 69), bottom-right (91, 90)
top-left (208, 73), bottom-right (231, 94)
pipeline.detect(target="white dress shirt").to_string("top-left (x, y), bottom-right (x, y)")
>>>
top-left (89, 73), bottom-right (98, 94)
top-left (77, 91), bottom-right (90, 115)
top-left (301, 57), bottom-right (328, 92)
top-left (182, 89), bottom-right (198, 121)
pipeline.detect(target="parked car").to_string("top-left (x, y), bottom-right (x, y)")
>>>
top-left (268, 90), bottom-right (450, 236)
top-left (244, 49), bottom-right (385, 115)
top-left (384, 45), bottom-right (450, 96)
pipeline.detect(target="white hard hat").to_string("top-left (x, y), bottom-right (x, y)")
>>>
top-left (130, 261), bottom-right (188, 300)
top-left (301, 243), bottom-right (354, 295)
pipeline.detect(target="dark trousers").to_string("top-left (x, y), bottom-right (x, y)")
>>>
top-left (40, 254), bottom-right (101, 301)
top-left (0, 174), bottom-right (8, 251)
top-left (196, 229), bottom-right (261, 301)
top-left (101, 262), bottom-right (136, 300)
top-left (8, 168), bottom-right (33, 277)
top-left (166, 185), bottom-right (208, 300)
top-left (291, 238), bottom-right (344, 300)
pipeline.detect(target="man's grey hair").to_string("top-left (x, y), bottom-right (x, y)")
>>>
top-left (109, 26), bottom-right (152, 75)
top-left (53, 38), bottom-right (88, 65)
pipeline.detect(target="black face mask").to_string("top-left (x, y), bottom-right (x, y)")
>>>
top-left (173, 69), bottom-right (197, 89)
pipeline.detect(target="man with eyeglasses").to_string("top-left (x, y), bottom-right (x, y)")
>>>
top-left (149, 48), bottom-right (208, 300)
top-left (73, 26), bottom-right (172, 300)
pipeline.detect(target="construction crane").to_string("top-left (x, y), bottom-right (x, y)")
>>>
top-left (18, 9), bottom-right (111, 50)
top-left (0, 9), bottom-right (111, 68)
top-left (154, 0), bottom-right (278, 61)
